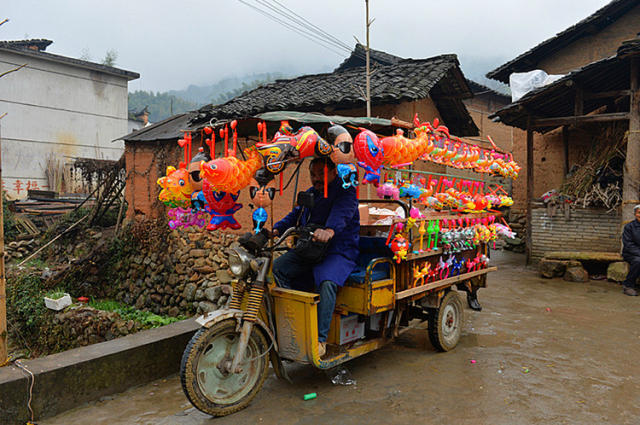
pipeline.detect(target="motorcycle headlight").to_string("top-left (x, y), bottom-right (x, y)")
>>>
top-left (227, 248), bottom-right (251, 278)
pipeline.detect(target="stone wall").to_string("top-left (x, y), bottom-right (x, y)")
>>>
top-left (115, 225), bottom-right (238, 317)
top-left (39, 306), bottom-right (142, 353)
top-left (530, 205), bottom-right (621, 262)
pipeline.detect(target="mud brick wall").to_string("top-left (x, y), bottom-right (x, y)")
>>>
top-left (530, 206), bottom-right (621, 262)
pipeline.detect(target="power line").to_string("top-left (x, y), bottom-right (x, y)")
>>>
top-left (256, 0), bottom-right (370, 63)
top-left (237, 0), bottom-right (349, 57)
top-left (266, 0), bottom-right (353, 51)
top-left (254, 0), bottom-right (351, 52)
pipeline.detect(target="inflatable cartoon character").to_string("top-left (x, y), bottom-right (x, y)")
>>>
top-left (327, 125), bottom-right (358, 189)
top-left (157, 166), bottom-right (193, 209)
top-left (353, 128), bottom-right (383, 186)
top-left (249, 169), bottom-right (276, 234)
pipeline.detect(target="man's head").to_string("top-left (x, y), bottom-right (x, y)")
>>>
top-left (634, 204), bottom-right (640, 221)
top-left (309, 158), bottom-right (337, 192)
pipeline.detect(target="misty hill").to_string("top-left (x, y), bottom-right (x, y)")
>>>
top-left (128, 91), bottom-right (200, 123)
top-left (129, 72), bottom-right (288, 123)
top-left (168, 72), bottom-right (287, 105)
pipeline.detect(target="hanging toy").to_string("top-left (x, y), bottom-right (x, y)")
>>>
top-left (202, 182), bottom-right (242, 231)
top-left (258, 124), bottom-right (332, 174)
top-left (248, 172), bottom-right (276, 234)
top-left (389, 234), bottom-right (410, 264)
top-left (157, 166), bottom-right (194, 208)
top-left (200, 146), bottom-right (263, 194)
top-left (336, 163), bottom-right (359, 189)
top-left (353, 128), bottom-right (383, 186)
top-left (377, 179), bottom-right (399, 200)
top-left (167, 207), bottom-right (208, 229)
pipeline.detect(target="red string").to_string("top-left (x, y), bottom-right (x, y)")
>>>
top-left (324, 163), bottom-right (328, 198)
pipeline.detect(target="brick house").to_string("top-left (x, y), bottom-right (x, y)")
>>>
top-left (486, 0), bottom-right (640, 261)
top-left (121, 46), bottom-right (480, 228)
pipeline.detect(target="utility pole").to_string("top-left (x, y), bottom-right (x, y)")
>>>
top-left (365, 0), bottom-right (371, 117)
top-left (0, 118), bottom-right (6, 364)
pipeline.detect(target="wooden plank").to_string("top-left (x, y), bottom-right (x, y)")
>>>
top-left (532, 112), bottom-right (630, 128)
top-left (395, 267), bottom-right (497, 300)
top-left (584, 90), bottom-right (631, 100)
top-left (622, 57), bottom-right (640, 232)
top-left (562, 126), bottom-right (569, 179)
top-left (526, 118), bottom-right (534, 265)
top-left (574, 85), bottom-right (584, 116)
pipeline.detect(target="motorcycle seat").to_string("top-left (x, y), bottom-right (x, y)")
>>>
top-left (347, 237), bottom-right (392, 284)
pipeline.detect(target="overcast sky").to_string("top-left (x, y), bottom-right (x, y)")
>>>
top-left (3, 0), bottom-right (611, 92)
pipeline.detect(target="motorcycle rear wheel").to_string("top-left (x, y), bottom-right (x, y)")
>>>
top-left (180, 319), bottom-right (270, 416)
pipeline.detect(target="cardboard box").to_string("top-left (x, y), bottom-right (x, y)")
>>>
top-left (359, 204), bottom-right (369, 225)
top-left (339, 314), bottom-right (365, 344)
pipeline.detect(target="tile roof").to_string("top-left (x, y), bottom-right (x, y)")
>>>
top-left (0, 39), bottom-right (139, 80)
top-left (0, 39), bottom-right (53, 51)
top-left (189, 53), bottom-right (478, 136)
top-left (333, 43), bottom-right (403, 72)
top-left (488, 36), bottom-right (640, 131)
top-left (486, 0), bottom-right (640, 83)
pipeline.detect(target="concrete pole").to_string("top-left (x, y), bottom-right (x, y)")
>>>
top-left (622, 57), bottom-right (640, 230)
top-left (0, 121), bottom-right (6, 363)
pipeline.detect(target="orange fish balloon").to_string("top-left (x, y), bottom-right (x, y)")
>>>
top-left (200, 147), bottom-right (263, 194)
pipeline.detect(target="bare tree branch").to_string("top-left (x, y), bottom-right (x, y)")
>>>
top-left (0, 63), bottom-right (27, 79)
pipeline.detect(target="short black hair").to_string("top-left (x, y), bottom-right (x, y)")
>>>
top-left (309, 157), bottom-right (336, 171)
top-left (326, 124), bottom-right (349, 145)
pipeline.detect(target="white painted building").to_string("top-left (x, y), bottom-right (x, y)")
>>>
top-left (0, 39), bottom-right (139, 198)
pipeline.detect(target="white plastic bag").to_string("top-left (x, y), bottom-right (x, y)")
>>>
top-left (509, 70), bottom-right (564, 102)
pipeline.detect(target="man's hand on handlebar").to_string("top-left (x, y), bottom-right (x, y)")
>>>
top-left (313, 228), bottom-right (334, 243)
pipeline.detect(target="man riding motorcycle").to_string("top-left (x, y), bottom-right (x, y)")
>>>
top-left (271, 157), bottom-right (360, 357)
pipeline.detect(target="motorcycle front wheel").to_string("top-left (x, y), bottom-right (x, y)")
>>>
top-left (180, 319), bottom-right (270, 416)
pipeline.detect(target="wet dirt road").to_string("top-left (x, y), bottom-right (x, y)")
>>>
top-left (42, 251), bottom-right (640, 425)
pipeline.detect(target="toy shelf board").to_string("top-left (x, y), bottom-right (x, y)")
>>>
top-left (395, 266), bottom-right (497, 301)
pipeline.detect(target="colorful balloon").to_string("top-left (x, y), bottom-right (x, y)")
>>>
top-left (200, 147), bottom-right (263, 194)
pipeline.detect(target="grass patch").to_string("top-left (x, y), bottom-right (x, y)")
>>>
top-left (45, 290), bottom-right (66, 300)
top-left (89, 299), bottom-right (185, 328)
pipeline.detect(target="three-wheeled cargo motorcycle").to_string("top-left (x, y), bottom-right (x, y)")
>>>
top-left (179, 196), bottom-right (496, 416)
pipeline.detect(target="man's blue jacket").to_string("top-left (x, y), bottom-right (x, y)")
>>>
top-left (273, 178), bottom-right (360, 286)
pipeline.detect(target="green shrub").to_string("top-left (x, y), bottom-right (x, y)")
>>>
top-left (89, 299), bottom-right (184, 328)
top-left (6, 273), bottom-right (48, 338)
top-left (3, 194), bottom-right (19, 240)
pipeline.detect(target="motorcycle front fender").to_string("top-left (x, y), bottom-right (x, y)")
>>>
top-left (195, 308), bottom-right (291, 383)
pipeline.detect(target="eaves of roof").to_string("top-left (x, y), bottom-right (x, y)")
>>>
top-left (488, 54), bottom-right (628, 131)
top-left (486, 0), bottom-right (639, 83)
top-left (0, 45), bottom-right (139, 80)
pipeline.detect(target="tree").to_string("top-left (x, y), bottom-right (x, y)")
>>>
top-left (102, 49), bottom-right (118, 67)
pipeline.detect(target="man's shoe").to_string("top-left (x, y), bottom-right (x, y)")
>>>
top-left (623, 286), bottom-right (638, 296)
top-left (467, 292), bottom-right (482, 311)
top-left (318, 342), bottom-right (326, 357)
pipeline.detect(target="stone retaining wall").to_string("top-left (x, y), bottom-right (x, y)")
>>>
top-left (530, 206), bottom-right (620, 262)
top-left (114, 226), bottom-right (238, 317)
